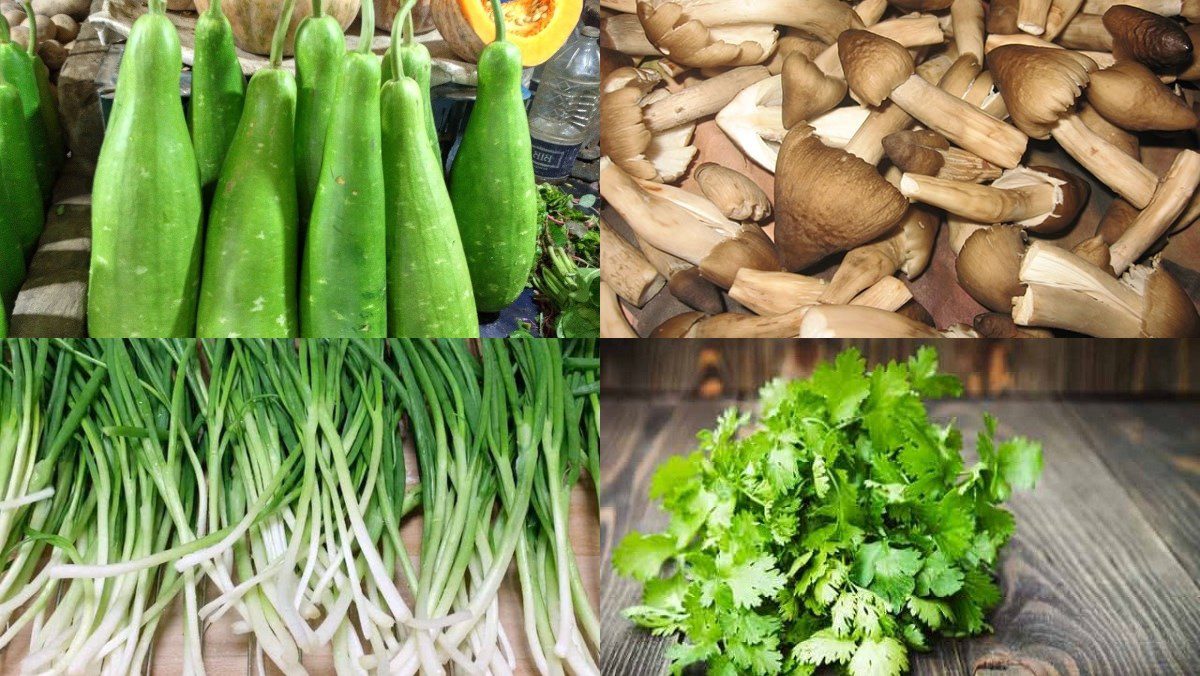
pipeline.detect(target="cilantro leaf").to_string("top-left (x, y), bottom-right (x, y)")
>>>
top-left (725, 555), bottom-right (787, 609)
top-left (809, 349), bottom-right (870, 422)
top-left (849, 637), bottom-right (909, 676)
top-left (792, 629), bottom-right (857, 665)
top-left (916, 551), bottom-right (964, 597)
top-left (613, 532), bottom-right (675, 581)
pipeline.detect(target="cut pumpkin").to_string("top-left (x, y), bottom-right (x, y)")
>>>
top-left (432, 0), bottom-right (583, 66)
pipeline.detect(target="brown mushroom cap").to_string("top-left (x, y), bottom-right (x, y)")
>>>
top-left (1086, 60), bottom-right (1199, 131)
top-left (987, 44), bottom-right (1097, 139)
top-left (987, 0), bottom-right (1021, 35)
top-left (956, 225), bottom-right (1027, 313)
top-left (775, 125), bottom-right (909, 271)
top-left (1071, 235), bottom-right (1117, 276)
top-left (650, 311), bottom-right (705, 338)
top-left (638, 2), bottom-right (773, 68)
top-left (1103, 5), bottom-right (1194, 72)
top-left (1096, 198), bottom-right (1140, 245)
top-left (838, 30), bottom-right (915, 107)
top-left (1025, 165), bottom-right (1091, 234)
top-left (694, 163), bottom-right (772, 222)
top-left (1078, 102), bottom-right (1141, 159)
top-left (782, 52), bottom-right (848, 128)
top-left (699, 224), bottom-right (782, 289)
top-left (1140, 263), bottom-right (1200, 337)
top-left (898, 205), bottom-right (941, 277)
top-left (973, 312), bottom-right (1055, 337)
top-left (882, 130), bottom-right (952, 176)
top-left (668, 267), bottom-right (726, 314)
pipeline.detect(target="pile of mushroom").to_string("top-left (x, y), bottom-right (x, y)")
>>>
top-left (599, 0), bottom-right (1200, 338)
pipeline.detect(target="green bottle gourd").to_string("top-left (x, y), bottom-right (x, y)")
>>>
top-left (0, 14), bottom-right (53, 203)
top-left (447, 0), bottom-right (538, 312)
top-left (382, 10), bottom-right (440, 168)
top-left (89, 0), bottom-right (203, 337)
top-left (23, 1), bottom-right (63, 180)
top-left (300, 0), bottom-right (386, 337)
top-left (293, 0), bottom-right (345, 219)
top-left (196, 0), bottom-right (300, 338)
top-left (189, 0), bottom-right (245, 203)
top-left (0, 76), bottom-right (43, 259)
top-left (381, 4), bottom-right (477, 337)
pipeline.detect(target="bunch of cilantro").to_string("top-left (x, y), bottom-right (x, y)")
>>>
top-left (613, 348), bottom-right (1043, 676)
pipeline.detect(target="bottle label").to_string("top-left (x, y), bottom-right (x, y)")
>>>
top-left (531, 137), bottom-right (582, 180)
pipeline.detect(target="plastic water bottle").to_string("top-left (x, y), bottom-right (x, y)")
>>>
top-left (528, 25), bottom-right (600, 182)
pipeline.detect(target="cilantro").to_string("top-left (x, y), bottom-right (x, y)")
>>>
top-left (616, 348), bottom-right (1043, 675)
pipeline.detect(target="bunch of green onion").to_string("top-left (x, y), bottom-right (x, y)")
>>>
top-left (0, 338), bottom-right (598, 675)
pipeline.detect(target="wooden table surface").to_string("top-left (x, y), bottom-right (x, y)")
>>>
top-left (600, 398), bottom-right (1200, 675)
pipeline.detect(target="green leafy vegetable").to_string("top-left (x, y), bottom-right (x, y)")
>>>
top-left (615, 348), bottom-right (1043, 675)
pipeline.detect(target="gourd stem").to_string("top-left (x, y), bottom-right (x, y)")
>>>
top-left (358, 0), bottom-right (374, 54)
top-left (0, 15), bottom-right (10, 44)
top-left (208, 0), bottom-right (223, 17)
top-left (313, 0), bottom-right (323, 19)
top-left (22, 1), bottom-right (35, 55)
top-left (269, 0), bottom-right (297, 69)
top-left (148, 0), bottom-right (165, 16)
top-left (489, 0), bottom-right (506, 43)
top-left (397, 0), bottom-right (417, 46)
top-left (388, 4), bottom-right (405, 80)
top-left (404, 10), bottom-right (414, 46)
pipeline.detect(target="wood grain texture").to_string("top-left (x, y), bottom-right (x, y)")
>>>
top-left (601, 398), bottom-right (1200, 675)
top-left (601, 339), bottom-right (1200, 398)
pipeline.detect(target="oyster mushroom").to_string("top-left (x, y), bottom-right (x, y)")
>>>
top-left (637, 0), bottom-right (863, 68)
top-left (601, 14), bottom-right (661, 57)
top-left (1013, 241), bottom-right (1200, 337)
top-left (600, 281), bottom-right (640, 338)
top-left (988, 0), bottom-right (1022, 34)
top-left (1086, 60), bottom-right (1199, 131)
top-left (839, 30), bottom-right (1028, 167)
top-left (987, 44), bottom-right (1160, 207)
top-left (782, 52), bottom-right (847, 128)
top-left (600, 158), bottom-right (781, 289)
top-left (1103, 4), bottom-right (1193, 72)
top-left (651, 307), bottom-right (813, 338)
top-left (1055, 13), bottom-right (1113, 51)
top-left (1017, 0), bottom-right (1053, 35)
top-left (637, 238), bottom-right (728, 313)
top-left (774, 124), bottom-right (909, 270)
top-left (818, 206), bottom-right (940, 304)
top-left (1071, 234), bottom-right (1117, 275)
top-left (900, 165), bottom-right (1090, 234)
top-left (882, 129), bottom-right (1003, 183)
top-left (599, 218), bottom-right (666, 307)
top-left (600, 67), bottom-right (696, 182)
top-left (798, 305), bottom-right (945, 337)
top-left (1108, 149), bottom-right (1200, 274)
top-left (727, 270), bottom-right (913, 315)
top-left (955, 225), bottom-right (1028, 312)
top-left (840, 53), bottom-right (959, 164)
top-left (1079, 102), bottom-right (1141, 160)
top-left (974, 312), bottom-right (1056, 337)
top-left (694, 163), bottom-right (772, 222)
top-left (810, 14), bottom-right (948, 79)
top-left (1042, 0), bottom-right (1086, 40)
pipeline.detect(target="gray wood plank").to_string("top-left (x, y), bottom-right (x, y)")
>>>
top-left (1060, 401), bottom-right (1200, 581)
top-left (601, 398), bottom-right (1200, 676)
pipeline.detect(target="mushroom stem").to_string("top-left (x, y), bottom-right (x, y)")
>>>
top-left (947, 216), bottom-right (988, 254)
top-left (1050, 114), bottom-right (1158, 207)
top-left (680, 0), bottom-right (864, 42)
top-left (812, 15), bottom-right (946, 78)
top-left (798, 305), bottom-right (943, 337)
top-left (819, 241), bottom-right (905, 305)
top-left (600, 14), bottom-right (660, 56)
top-left (643, 66), bottom-right (771, 132)
top-left (1043, 0), bottom-right (1085, 40)
top-left (855, 0), bottom-right (890, 24)
top-left (660, 307), bottom-right (813, 338)
top-left (951, 0), bottom-right (986, 62)
top-left (1056, 13), bottom-right (1113, 50)
top-left (1013, 241), bottom-right (1146, 336)
top-left (1018, 0), bottom-right (1053, 34)
top-left (1109, 150), bottom-right (1200, 274)
top-left (600, 281), bottom-right (639, 338)
top-left (887, 74), bottom-right (1028, 167)
top-left (728, 269), bottom-right (826, 315)
top-left (850, 276), bottom-right (914, 311)
top-left (1081, 0), bottom-right (1186, 14)
top-left (600, 218), bottom-right (666, 307)
top-left (842, 54), bottom-right (955, 164)
top-left (899, 172), bottom-right (1056, 223)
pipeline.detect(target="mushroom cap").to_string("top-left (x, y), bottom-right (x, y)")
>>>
top-left (973, 312), bottom-right (1056, 337)
top-left (1086, 60), bottom-right (1199, 131)
top-left (1071, 235), bottom-right (1116, 276)
top-left (1140, 263), bottom-right (1200, 337)
top-left (956, 225), bottom-right (1027, 313)
top-left (938, 54), bottom-right (984, 98)
top-left (650, 311), bottom-right (705, 338)
top-left (638, 1), bottom-right (776, 68)
top-left (774, 125), bottom-right (909, 271)
top-left (987, 44), bottom-right (1097, 139)
top-left (698, 223), bottom-right (782, 289)
top-left (1078, 102), bottom-right (1141, 159)
top-left (986, 0), bottom-right (1021, 35)
top-left (882, 129), bottom-right (952, 176)
top-left (1025, 165), bottom-right (1091, 234)
top-left (782, 51), bottom-right (847, 128)
top-left (1103, 5), bottom-right (1194, 72)
top-left (838, 30), bottom-right (915, 107)
top-left (888, 0), bottom-right (953, 10)
top-left (667, 267), bottom-right (726, 314)
top-left (601, 85), bottom-right (659, 181)
top-left (898, 205), bottom-right (941, 278)
top-left (694, 163), bottom-right (773, 222)
top-left (1096, 198), bottom-right (1139, 245)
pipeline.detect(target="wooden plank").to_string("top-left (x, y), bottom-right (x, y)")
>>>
top-left (1061, 401), bottom-right (1200, 581)
top-left (601, 398), bottom-right (1200, 675)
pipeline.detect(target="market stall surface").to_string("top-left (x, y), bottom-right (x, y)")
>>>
top-left (601, 398), bottom-right (1200, 674)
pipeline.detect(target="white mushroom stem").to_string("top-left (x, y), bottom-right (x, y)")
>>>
top-left (842, 55), bottom-right (955, 165)
top-left (820, 240), bottom-right (907, 305)
top-left (850, 276), bottom-right (913, 311)
top-left (812, 15), bottom-right (946, 79)
top-left (1050, 115), bottom-right (1159, 208)
top-left (951, 0), bottom-right (986, 63)
top-left (601, 0), bottom-right (636, 11)
top-left (1013, 241), bottom-right (1146, 336)
top-left (899, 168), bottom-right (1061, 225)
top-left (855, 0), bottom-right (889, 23)
top-left (1043, 0), bottom-right (1085, 40)
top-left (600, 281), bottom-right (639, 338)
top-left (599, 219), bottom-right (666, 307)
top-left (1055, 12), bottom-right (1113, 50)
top-left (680, 0), bottom-right (863, 40)
top-left (1017, 0), bottom-right (1053, 35)
top-left (728, 270), bottom-right (910, 315)
top-left (1109, 150), bottom-right (1200, 274)
top-left (886, 74), bottom-right (1028, 168)
top-left (643, 66), bottom-right (771, 132)
top-left (798, 305), bottom-right (943, 337)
